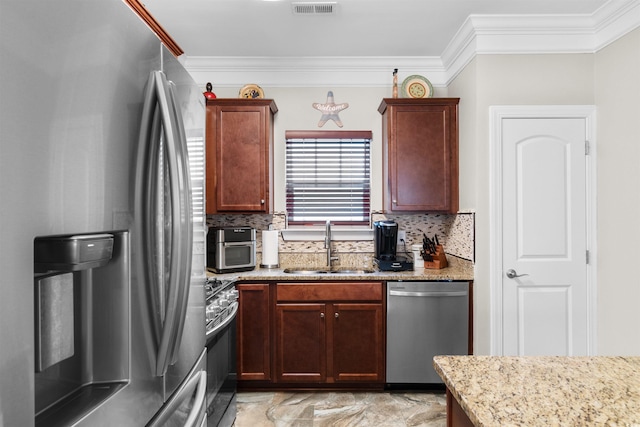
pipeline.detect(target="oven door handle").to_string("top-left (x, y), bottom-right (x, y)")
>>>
top-left (206, 301), bottom-right (239, 339)
top-left (389, 290), bottom-right (468, 297)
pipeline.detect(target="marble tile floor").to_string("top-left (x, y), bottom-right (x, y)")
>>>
top-left (234, 391), bottom-right (447, 427)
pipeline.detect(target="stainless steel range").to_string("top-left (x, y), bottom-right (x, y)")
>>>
top-left (205, 277), bottom-right (238, 426)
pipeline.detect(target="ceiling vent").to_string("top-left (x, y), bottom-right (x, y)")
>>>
top-left (292, 2), bottom-right (337, 15)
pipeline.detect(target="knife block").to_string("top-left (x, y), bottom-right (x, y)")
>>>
top-left (424, 245), bottom-right (448, 269)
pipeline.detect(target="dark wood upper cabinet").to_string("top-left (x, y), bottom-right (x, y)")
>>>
top-left (206, 99), bottom-right (278, 214)
top-left (378, 98), bottom-right (460, 213)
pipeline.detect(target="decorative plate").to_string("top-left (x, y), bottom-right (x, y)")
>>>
top-left (239, 84), bottom-right (264, 99)
top-left (401, 75), bottom-right (433, 98)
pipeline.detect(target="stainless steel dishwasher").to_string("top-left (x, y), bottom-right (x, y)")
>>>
top-left (386, 281), bottom-right (469, 384)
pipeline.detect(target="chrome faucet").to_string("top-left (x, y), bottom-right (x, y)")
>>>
top-left (325, 220), bottom-right (339, 267)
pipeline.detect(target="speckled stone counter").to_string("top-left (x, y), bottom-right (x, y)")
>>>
top-left (433, 355), bottom-right (640, 426)
top-left (208, 255), bottom-right (474, 282)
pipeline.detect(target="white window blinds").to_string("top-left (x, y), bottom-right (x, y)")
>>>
top-left (286, 130), bottom-right (371, 225)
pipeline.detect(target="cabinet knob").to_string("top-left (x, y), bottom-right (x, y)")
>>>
top-left (392, 199), bottom-right (397, 204)
top-left (335, 312), bottom-right (339, 319)
top-left (320, 312), bottom-right (324, 318)
top-left (261, 199), bottom-right (265, 204)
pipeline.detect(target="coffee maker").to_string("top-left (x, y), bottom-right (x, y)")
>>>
top-left (373, 220), bottom-right (413, 271)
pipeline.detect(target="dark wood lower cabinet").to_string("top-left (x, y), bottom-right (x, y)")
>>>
top-left (238, 281), bottom-right (385, 389)
top-left (275, 301), bottom-right (384, 384)
top-left (237, 283), bottom-right (271, 381)
top-left (331, 303), bottom-right (384, 382)
top-left (275, 303), bottom-right (326, 383)
top-left (446, 388), bottom-right (474, 427)
top-left (269, 282), bottom-right (385, 387)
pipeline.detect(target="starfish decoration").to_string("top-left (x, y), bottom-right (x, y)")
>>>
top-left (312, 91), bottom-right (349, 127)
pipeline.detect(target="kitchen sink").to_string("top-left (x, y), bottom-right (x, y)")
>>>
top-left (282, 268), bottom-right (376, 275)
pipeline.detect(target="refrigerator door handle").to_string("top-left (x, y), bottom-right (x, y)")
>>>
top-left (152, 71), bottom-right (193, 376)
top-left (146, 370), bottom-right (206, 427)
top-left (135, 70), bottom-right (163, 342)
top-left (135, 70), bottom-right (193, 377)
top-left (183, 371), bottom-right (207, 427)
top-left (164, 79), bottom-right (193, 366)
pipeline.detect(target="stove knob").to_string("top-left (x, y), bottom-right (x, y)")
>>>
top-left (210, 304), bottom-right (222, 318)
top-left (206, 305), bottom-right (218, 322)
top-left (229, 290), bottom-right (239, 300)
top-left (218, 298), bottom-right (230, 308)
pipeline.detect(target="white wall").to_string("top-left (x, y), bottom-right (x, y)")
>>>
top-left (447, 29), bottom-right (640, 355)
top-left (594, 28), bottom-right (640, 355)
top-left (449, 53), bottom-right (596, 355)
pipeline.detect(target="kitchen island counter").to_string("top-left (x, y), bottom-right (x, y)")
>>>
top-left (433, 355), bottom-right (640, 426)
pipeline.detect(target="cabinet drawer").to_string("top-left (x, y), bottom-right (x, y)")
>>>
top-left (277, 282), bottom-right (383, 302)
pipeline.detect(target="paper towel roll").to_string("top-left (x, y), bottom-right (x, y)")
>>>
top-left (260, 230), bottom-right (279, 268)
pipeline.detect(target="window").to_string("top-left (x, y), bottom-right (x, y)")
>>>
top-left (285, 130), bottom-right (371, 226)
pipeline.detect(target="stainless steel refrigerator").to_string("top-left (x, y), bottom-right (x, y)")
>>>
top-left (0, 1), bottom-right (206, 425)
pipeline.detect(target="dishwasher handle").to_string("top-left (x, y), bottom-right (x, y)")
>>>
top-left (389, 289), bottom-right (468, 297)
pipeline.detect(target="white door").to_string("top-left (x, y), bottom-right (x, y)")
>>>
top-left (490, 106), bottom-right (596, 356)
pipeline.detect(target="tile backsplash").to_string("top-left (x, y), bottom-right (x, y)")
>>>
top-left (207, 211), bottom-right (475, 268)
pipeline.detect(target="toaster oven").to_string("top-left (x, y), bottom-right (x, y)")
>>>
top-left (207, 227), bottom-right (256, 273)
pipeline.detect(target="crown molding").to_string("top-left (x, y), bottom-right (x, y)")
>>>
top-left (441, 0), bottom-right (640, 84)
top-left (184, 0), bottom-right (640, 88)
top-left (593, 0), bottom-right (640, 50)
top-left (185, 56), bottom-right (445, 88)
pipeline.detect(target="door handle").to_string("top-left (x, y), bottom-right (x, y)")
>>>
top-left (506, 269), bottom-right (529, 279)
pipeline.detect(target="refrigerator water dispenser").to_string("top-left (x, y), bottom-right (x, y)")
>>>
top-left (34, 272), bottom-right (75, 372)
top-left (33, 233), bottom-right (114, 372)
top-left (33, 232), bottom-right (129, 425)
top-left (34, 233), bottom-right (114, 273)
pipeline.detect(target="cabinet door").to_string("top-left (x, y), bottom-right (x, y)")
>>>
top-left (380, 98), bottom-right (459, 213)
top-left (331, 303), bottom-right (384, 383)
top-left (206, 100), bottom-right (276, 214)
top-left (237, 284), bottom-right (271, 381)
top-left (275, 303), bottom-right (326, 383)
top-left (217, 105), bottom-right (267, 211)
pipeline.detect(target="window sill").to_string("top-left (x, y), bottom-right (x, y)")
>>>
top-left (281, 228), bottom-right (373, 242)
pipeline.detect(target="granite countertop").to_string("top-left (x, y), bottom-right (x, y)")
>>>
top-left (207, 256), bottom-right (474, 282)
top-left (433, 355), bottom-right (640, 426)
